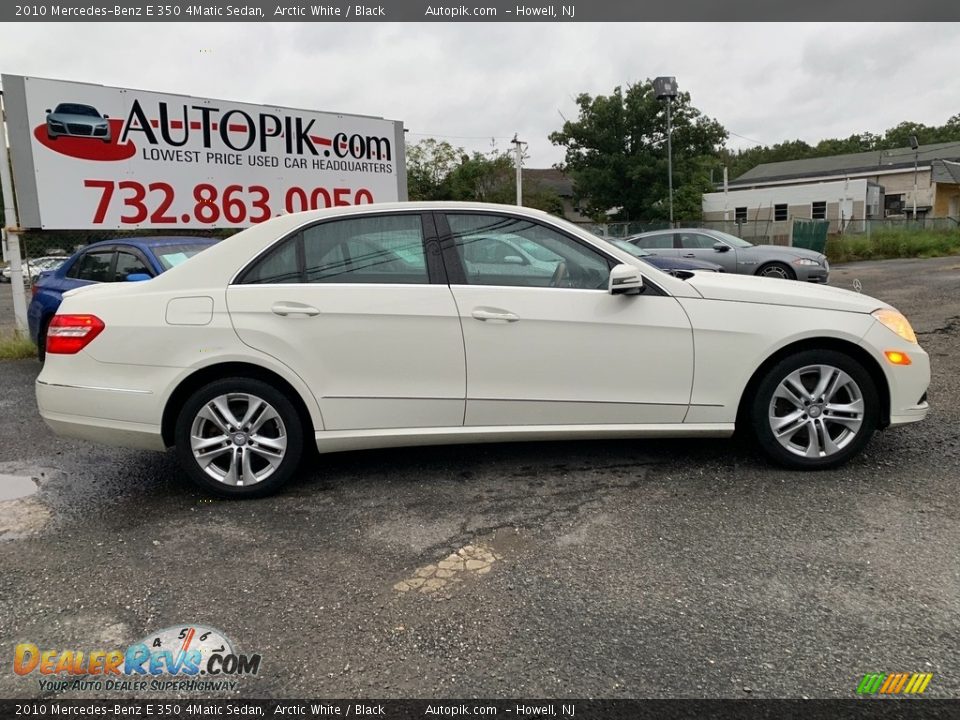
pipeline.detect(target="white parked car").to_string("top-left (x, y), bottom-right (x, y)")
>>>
top-left (36, 203), bottom-right (930, 498)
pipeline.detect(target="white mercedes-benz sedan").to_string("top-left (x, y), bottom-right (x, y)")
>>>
top-left (36, 203), bottom-right (930, 498)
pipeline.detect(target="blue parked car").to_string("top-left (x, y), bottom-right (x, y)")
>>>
top-left (29, 236), bottom-right (220, 361)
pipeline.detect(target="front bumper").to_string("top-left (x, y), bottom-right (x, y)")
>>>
top-left (859, 321), bottom-right (930, 428)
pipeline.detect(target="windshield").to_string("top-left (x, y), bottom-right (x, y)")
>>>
top-left (710, 230), bottom-right (754, 248)
top-left (54, 103), bottom-right (100, 117)
top-left (609, 240), bottom-right (650, 258)
top-left (153, 243), bottom-right (217, 270)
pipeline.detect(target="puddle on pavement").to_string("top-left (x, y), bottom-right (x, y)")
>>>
top-left (0, 473), bottom-right (39, 501)
top-left (0, 468), bottom-right (52, 538)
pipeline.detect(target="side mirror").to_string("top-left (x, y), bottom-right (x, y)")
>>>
top-left (45, 108), bottom-right (51, 114)
top-left (502, 255), bottom-right (525, 265)
top-left (608, 263), bottom-right (643, 295)
top-left (125, 273), bottom-right (152, 282)
top-left (713, 243), bottom-right (730, 252)
top-left (103, 114), bottom-right (109, 119)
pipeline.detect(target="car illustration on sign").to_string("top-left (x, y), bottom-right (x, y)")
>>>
top-left (45, 103), bottom-right (111, 143)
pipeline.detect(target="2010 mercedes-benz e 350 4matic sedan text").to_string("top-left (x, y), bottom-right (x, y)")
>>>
top-left (36, 203), bottom-right (929, 497)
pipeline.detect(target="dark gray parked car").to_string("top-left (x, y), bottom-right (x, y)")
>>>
top-left (45, 103), bottom-right (111, 143)
top-left (627, 228), bottom-right (829, 282)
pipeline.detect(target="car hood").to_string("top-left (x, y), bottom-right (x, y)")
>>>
top-left (685, 271), bottom-right (888, 313)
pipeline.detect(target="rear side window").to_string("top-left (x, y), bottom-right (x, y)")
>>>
top-left (239, 214), bottom-right (428, 285)
top-left (67, 251), bottom-right (114, 282)
top-left (303, 215), bottom-right (427, 284)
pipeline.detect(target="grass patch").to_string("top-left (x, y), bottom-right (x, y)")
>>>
top-left (827, 228), bottom-right (960, 264)
top-left (0, 330), bottom-right (36, 360)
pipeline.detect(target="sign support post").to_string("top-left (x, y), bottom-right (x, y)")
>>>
top-left (0, 90), bottom-right (29, 333)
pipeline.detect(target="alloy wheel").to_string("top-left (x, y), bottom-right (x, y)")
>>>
top-left (768, 364), bottom-right (864, 459)
top-left (190, 393), bottom-right (287, 486)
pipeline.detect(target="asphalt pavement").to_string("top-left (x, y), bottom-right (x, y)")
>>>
top-left (0, 256), bottom-right (958, 700)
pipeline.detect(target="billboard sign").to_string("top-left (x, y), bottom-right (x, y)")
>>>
top-left (2, 75), bottom-right (407, 229)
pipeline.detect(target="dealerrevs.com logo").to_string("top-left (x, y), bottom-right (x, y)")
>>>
top-left (13, 625), bottom-right (262, 693)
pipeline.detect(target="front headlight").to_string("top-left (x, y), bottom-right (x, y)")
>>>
top-left (793, 258), bottom-right (819, 266)
top-left (872, 308), bottom-right (918, 344)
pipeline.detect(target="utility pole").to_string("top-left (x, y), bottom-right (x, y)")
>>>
top-left (666, 96), bottom-right (674, 225)
top-left (910, 135), bottom-right (919, 222)
top-left (0, 90), bottom-right (28, 332)
top-left (511, 134), bottom-right (526, 206)
top-left (723, 166), bottom-right (729, 222)
top-left (653, 77), bottom-right (678, 227)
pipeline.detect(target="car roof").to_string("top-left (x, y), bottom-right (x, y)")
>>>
top-left (83, 236), bottom-right (220, 250)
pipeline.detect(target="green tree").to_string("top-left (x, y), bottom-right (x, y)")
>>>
top-left (405, 139), bottom-right (564, 214)
top-left (405, 139), bottom-right (460, 200)
top-left (549, 81), bottom-right (728, 221)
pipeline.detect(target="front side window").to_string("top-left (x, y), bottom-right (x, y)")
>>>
top-left (68, 251), bottom-right (114, 282)
top-left (114, 251), bottom-right (152, 281)
top-left (446, 214), bottom-right (610, 289)
top-left (678, 233), bottom-right (715, 249)
top-left (633, 234), bottom-right (674, 250)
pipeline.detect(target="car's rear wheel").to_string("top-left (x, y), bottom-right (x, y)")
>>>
top-left (174, 377), bottom-right (304, 498)
top-left (757, 262), bottom-right (795, 280)
top-left (750, 349), bottom-right (879, 469)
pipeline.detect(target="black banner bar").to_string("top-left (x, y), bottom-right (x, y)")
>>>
top-left (3, 0), bottom-right (960, 22)
top-left (1, 699), bottom-right (959, 720)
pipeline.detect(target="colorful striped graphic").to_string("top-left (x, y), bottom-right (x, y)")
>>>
top-left (857, 673), bottom-right (933, 695)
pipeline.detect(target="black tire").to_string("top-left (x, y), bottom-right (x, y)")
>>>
top-left (756, 262), bottom-right (796, 280)
top-left (174, 377), bottom-right (304, 498)
top-left (750, 349), bottom-right (879, 470)
top-left (37, 317), bottom-right (51, 363)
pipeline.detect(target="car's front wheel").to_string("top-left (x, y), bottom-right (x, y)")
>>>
top-left (750, 349), bottom-right (879, 469)
top-left (174, 377), bottom-right (304, 498)
top-left (757, 262), bottom-right (796, 280)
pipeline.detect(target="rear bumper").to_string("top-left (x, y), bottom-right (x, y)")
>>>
top-left (35, 355), bottom-right (176, 450)
top-left (39, 406), bottom-right (165, 451)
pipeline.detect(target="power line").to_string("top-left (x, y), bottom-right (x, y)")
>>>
top-left (406, 130), bottom-right (515, 141)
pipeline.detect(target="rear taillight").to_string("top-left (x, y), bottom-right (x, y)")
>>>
top-left (46, 314), bottom-right (105, 355)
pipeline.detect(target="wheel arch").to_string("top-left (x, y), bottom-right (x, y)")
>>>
top-left (161, 362), bottom-right (317, 447)
top-left (735, 337), bottom-right (891, 431)
top-left (755, 261), bottom-right (796, 280)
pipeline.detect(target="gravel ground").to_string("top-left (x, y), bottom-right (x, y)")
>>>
top-left (0, 256), bottom-right (958, 700)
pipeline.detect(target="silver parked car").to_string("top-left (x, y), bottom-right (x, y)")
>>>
top-left (45, 103), bottom-right (111, 143)
top-left (627, 228), bottom-right (829, 282)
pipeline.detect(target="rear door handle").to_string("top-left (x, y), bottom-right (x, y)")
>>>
top-left (681, 253), bottom-right (696, 258)
top-left (271, 302), bottom-right (320, 317)
top-left (471, 308), bottom-right (519, 323)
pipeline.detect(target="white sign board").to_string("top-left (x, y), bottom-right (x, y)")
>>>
top-left (2, 75), bottom-right (407, 229)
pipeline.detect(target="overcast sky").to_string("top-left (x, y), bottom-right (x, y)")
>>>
top-left (2, 22), bottom-right (959, 166)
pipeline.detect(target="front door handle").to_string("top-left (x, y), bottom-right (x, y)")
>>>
top-left (471, 308), bottom-right (519, 323)
top-left (681, 253), bottom-right (696, 258)
top-left (271, 302), bottom-right (320, 317)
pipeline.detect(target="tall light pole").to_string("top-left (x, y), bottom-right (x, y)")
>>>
top-left (511, 134), bottom-right (526, 206)
top-left (909, 134), bottom-right (919, 222)
top-left (653, 77), bottom-right (678, 226)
